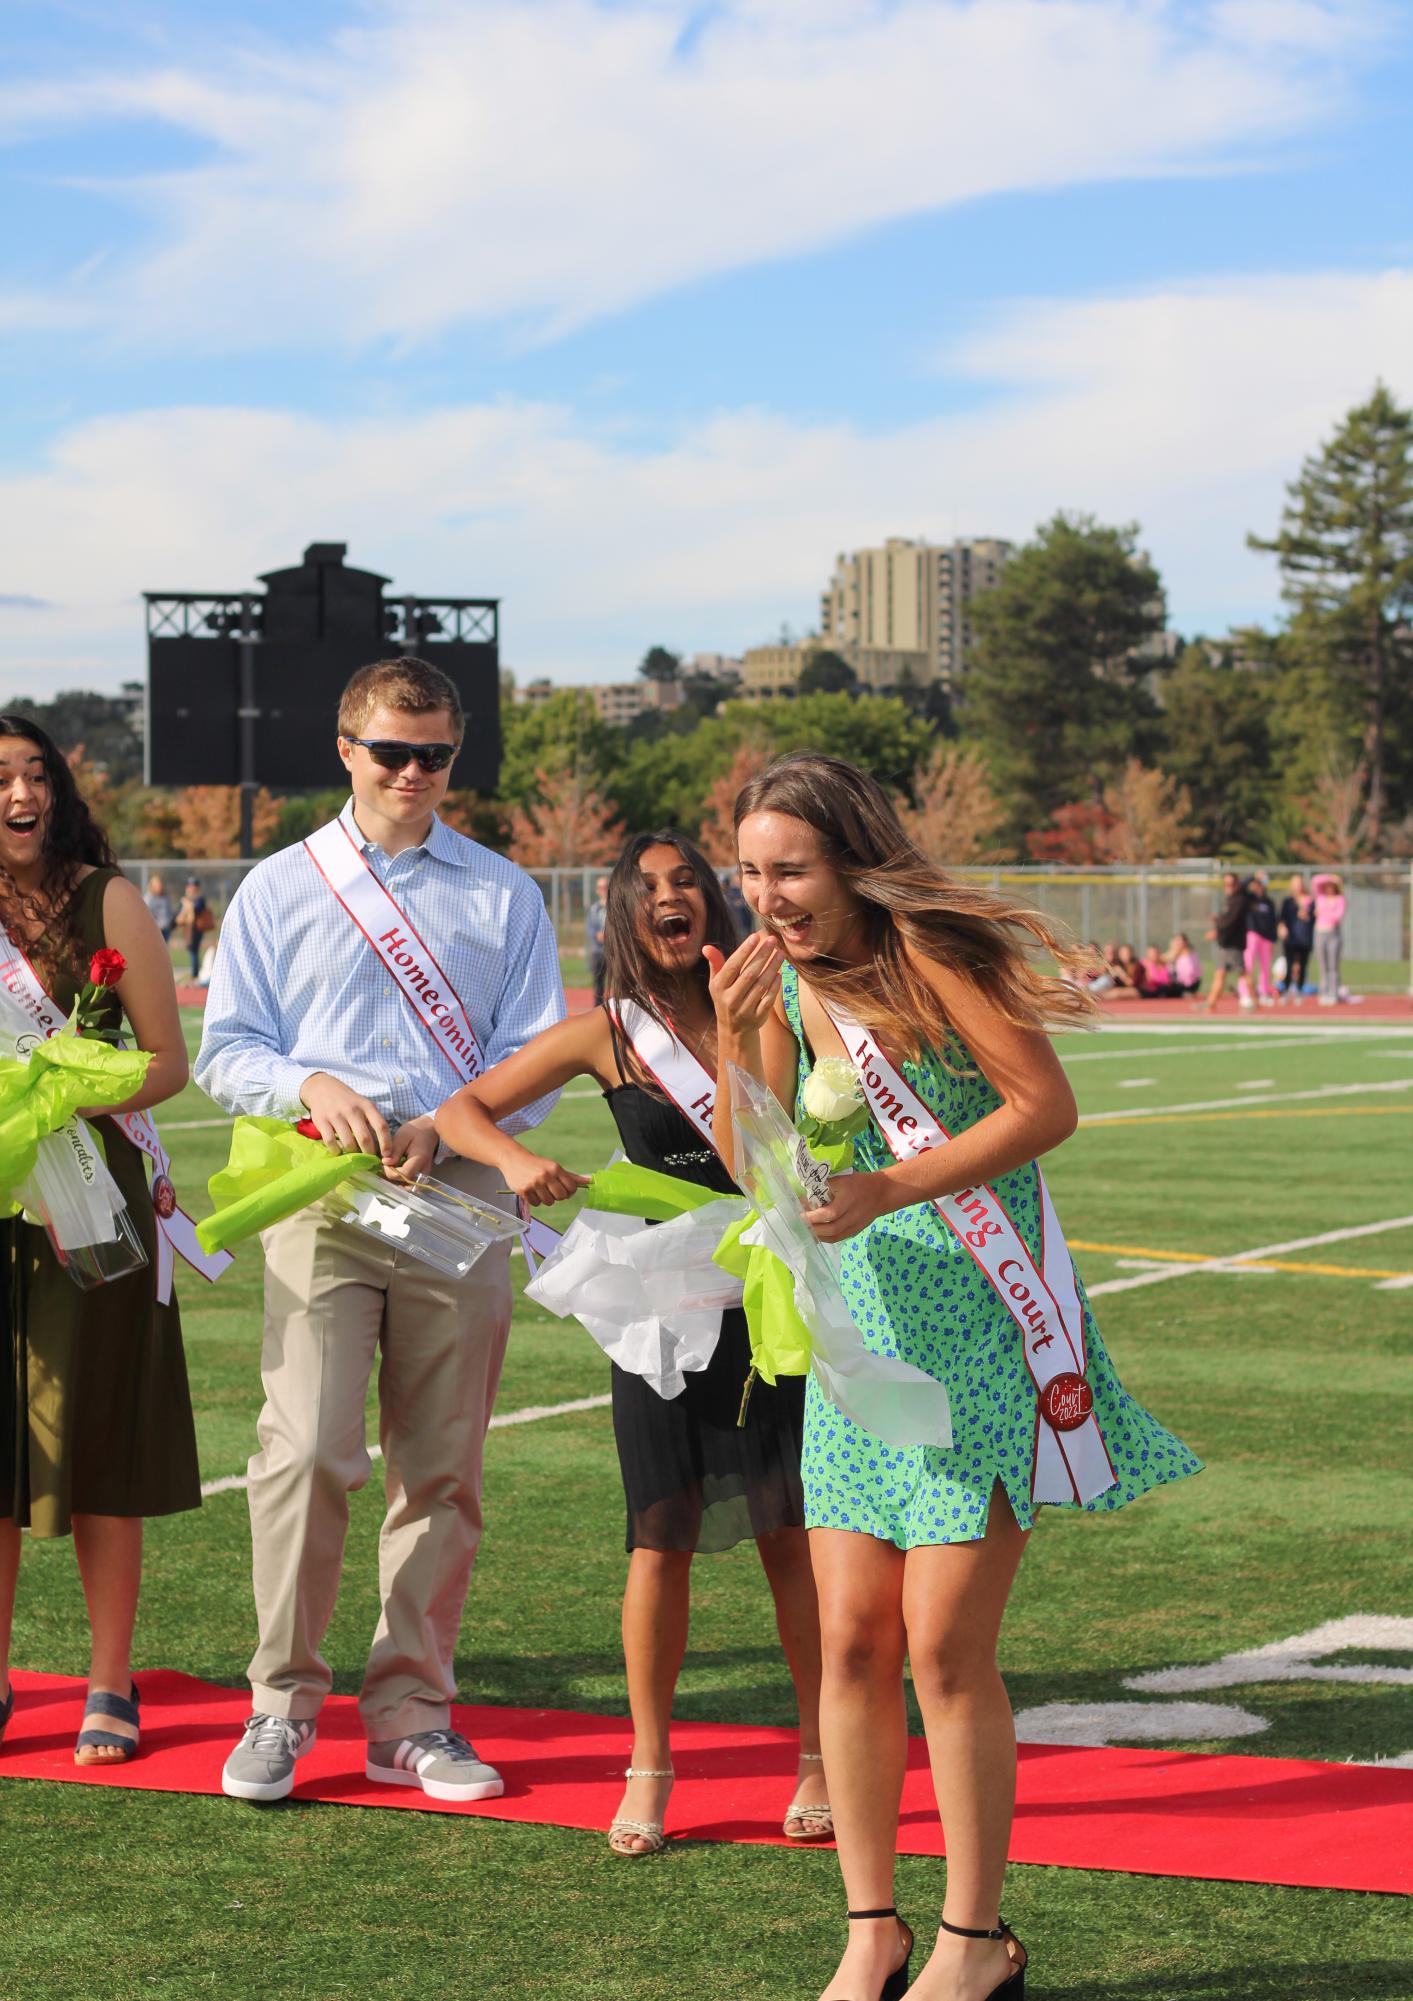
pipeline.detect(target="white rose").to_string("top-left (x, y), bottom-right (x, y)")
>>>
top-left (801, 1055), bottom-right (863, 1125)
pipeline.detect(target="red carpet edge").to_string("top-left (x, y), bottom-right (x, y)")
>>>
top-left (3, 1671), bottom-right (1409, 1895)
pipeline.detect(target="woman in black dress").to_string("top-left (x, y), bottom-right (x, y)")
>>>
top-left (435, 832), bottom-right (824, 1855)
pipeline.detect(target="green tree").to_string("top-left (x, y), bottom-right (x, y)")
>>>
top-left (796, 649), bottom-right (857, 696)
top-left (605, 693), bottom-right (932, 836)
top-left (637, 644), bottom-right (682, 683)
top-left (1159, 642), bottom-right (1277, 852)
top-left (964, 513), bottom-right (1167, 840)
top-left (2, 685), bottom-right (144, 782)
top-left (498, 689), bottom-right (621, 812)
top-left (1249, 382), bottom-right (1413, 845)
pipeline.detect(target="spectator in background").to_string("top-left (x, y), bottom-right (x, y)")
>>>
top-left (1204, 871), bottom-right (1251, 1014)
top-left (1164, 933), bottom-right (1202, 997)
top-left (1278, 874), bottom-right (1315, 1003)
top-left (144, 873), bottom-right (174, 942)
top-left (1243, 874), bottom-right (1278, 1008)
top-left (1313, 873), bottom-right (1346, 1005)
top-left (1139, 943), bottom-right (1172, 997)
top-left (174, 875), bottom-right (210, 984)
top-left (1110, 944), bottom-right (1147, 997)
top-left (586, 874), bottom-right (610, 1005)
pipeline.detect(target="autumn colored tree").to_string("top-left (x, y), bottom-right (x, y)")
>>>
top-left (1100, 760), bottom-right (1197, 863)
top-left (507, 757), bottom-right (624, 868)
top-left (173, 786), bottom-right (283, 857)
top-left (1291, 761), bottom-right (1374, 866)
top-left (897, 746), bottom-right (1009, 865)
top-left (697, 744), bottom-right (772, 867)
top-left (1024, 801), bottom-right (1118, 865)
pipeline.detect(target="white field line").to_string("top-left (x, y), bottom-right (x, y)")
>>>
top-left (199, 1391), bottom-right (611, 1498)
top-left (1087, 1215), bottom-right (1413, 1299)
top-left (1115, 1078), bottom-right (1156, 1089)
top-left (1062, 1035), bottom-right (1376, 1063)
top-left (1077, 1077), bottom-right (1413, 1124)
top-left (1086, 1020), bottom-right (1413, 1040)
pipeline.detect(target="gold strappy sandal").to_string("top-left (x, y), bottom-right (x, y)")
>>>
top-left (783, 1749), bottom-right (833, 1842)
top-left (608, 1764), bottom-right (674, 1857)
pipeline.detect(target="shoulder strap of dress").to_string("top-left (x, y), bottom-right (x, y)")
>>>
top-left (779, 960), bottom-right (803, 1037)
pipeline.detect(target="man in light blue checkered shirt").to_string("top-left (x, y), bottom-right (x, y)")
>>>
top-left (197, 657), bottom-right (564, 1806)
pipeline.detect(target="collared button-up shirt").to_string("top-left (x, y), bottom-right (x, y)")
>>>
top-left (196, 801), bottom-right (565, 1133)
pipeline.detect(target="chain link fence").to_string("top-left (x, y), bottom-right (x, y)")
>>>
top-left (125, 858), bottom-right (1413, 985)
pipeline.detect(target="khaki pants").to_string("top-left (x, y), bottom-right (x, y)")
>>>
top-left (246, 1157), bottom-right (513, 1740)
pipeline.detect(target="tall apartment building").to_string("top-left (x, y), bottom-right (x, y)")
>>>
top-left (821, 535), bottom-right (1011, 690)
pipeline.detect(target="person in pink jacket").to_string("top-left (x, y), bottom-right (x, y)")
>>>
top-left (1312, 874), bottom-right (1346, 1005)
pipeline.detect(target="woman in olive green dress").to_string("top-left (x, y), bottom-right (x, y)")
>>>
top-left (0, 716), bottom-right (198, 1763)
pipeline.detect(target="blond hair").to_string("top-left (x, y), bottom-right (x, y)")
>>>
top-left (734, 753), bottom-right (1096, 1054)
top-left (337, 657), bottom-right (464, 741)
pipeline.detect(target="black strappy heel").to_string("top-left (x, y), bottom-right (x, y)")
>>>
top-left (937, 1917), bottom-right (1026, 1999)
top-left (844, 1907), bottom-right (914, 2001)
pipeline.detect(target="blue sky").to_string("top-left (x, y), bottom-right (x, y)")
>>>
top-left (1, 0), bottom-right (1411, 692)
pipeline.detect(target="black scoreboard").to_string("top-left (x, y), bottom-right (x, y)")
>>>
top-left (145, 543), bottom-right (501, 794)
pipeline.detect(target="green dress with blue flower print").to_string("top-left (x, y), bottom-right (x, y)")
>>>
top-left (781, 966), bottom-right (1200, 1548)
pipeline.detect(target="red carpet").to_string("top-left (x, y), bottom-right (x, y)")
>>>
top-left (3, 1671), bottom-right (1410, 1894)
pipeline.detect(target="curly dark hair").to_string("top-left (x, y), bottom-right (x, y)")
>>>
top-left (0, 714), bottom-right (117, 976)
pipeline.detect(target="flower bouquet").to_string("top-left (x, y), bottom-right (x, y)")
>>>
top-left (0, 948), bottom-right (154, 1288)
top-left (196, 1116), bottom-right (524, 1279)
top-left (791, 1054), bottom-right (869, 1202)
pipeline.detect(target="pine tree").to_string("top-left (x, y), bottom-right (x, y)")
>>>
top-left (1249, 382), bottom-right (1413, 846)
top-left (964, 513), bottom-right (1167, 841)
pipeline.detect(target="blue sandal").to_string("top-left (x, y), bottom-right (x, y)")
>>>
top-left (75, 1681), bottom-right (140, 1765)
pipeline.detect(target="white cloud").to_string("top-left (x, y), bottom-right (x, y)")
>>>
top-left (0, 0), bottom-right (1385, 350)
top-left (2, 263), bottom-right (1410, 694)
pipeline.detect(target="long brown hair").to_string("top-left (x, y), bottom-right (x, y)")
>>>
top-left (0, 715), bottom-right (116, 975)
top-left (734, 753), bottom-right (1095, 1053)
top-left (600, 830), bottom-right (739, 1095)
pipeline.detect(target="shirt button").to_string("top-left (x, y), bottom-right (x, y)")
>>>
top-left (382, 1037), bottom-right (392, 1047)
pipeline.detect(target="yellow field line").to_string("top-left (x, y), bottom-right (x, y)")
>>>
top-left (1069, 1238), bottom-right (1413, 1280)
top-left (1078, 1105), bottom-right (1413, 1129)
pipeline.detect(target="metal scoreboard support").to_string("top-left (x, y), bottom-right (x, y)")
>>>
top-left (144, 542), bottom-right (501, 856)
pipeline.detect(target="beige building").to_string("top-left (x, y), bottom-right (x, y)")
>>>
top-left (821, 535), bottom-right (1012, 689)
top-left (513, 677), bottom-right (685, 725)
top-left (740, 640), bottom-right (819, 698)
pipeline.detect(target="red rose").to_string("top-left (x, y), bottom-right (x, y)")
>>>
top-left (89, 948), bottom-right (126, 988)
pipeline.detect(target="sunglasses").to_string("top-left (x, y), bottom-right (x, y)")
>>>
top-left (346, 737), bottom-right (458, 773)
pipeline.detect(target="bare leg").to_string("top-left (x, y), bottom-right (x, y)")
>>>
top-left (0, 1520), bottom-right (19, 1709)
top-left (904, 1493), bottom-right (1029, 2001)
top-left (612, 1545), bottom-right (693, 1852)
top-left (1202, 966), bottom-right (1225, 1012)
top-left (811, 1527), bottom-right (912, 2001)
top-left (72, 1514), bottom-right (143, 1759)
top-left (755, 1524), bottom-right (827, 1825)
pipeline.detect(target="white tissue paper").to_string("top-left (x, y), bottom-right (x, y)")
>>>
top-left (525, 1196), bottom-right (750, 1399)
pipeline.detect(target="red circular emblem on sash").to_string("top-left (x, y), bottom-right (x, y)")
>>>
top-left (152, 1174), bottom-right (177, 1220)
top-left (1040, 1373), bottom-right (1093, 1432)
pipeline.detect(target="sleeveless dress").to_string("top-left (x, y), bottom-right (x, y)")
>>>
top-left (603, 1083), bottom-right (805, 1554)
top-left (0, 870), bottom-right (201, 1539)
top-left (781, 965), bottom-right (1200, 1547)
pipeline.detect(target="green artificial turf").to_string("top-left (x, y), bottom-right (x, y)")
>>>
top-left (2, 1014), bottom-right (1411, 2001)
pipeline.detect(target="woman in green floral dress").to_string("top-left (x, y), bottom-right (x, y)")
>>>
top-left (707, 754), bottom-right (1199, 2001)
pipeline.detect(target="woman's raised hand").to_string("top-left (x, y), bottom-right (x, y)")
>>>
top-left (703, 932), bottom-right (784, 1038)
top-left (504, 1150), bottom-right (591, 1207)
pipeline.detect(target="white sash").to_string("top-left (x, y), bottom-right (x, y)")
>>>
top-left (821, 996), bottom-right (1115, 1505)
top-left (304, 812), bottom-right (485, 1085)
top-left (609, 999), bottom-right (718, 1151)
top-left (0, 926), bottom-right (233, 1303)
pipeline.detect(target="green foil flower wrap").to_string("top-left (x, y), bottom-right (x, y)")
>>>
top-left (196, 1116), bottom-right (381, 1254)
top-left (0, 1035), bottom-right (150, 1208)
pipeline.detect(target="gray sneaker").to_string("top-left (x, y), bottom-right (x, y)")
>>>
top-left (222, 1713), bottom-right (317, 1802)
top-left (365, 1728), bottom-right (504, 1802)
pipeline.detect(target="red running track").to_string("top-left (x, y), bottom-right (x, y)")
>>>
top-left (3, 1672), bottom-right (1410, 1894)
